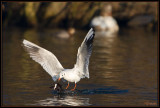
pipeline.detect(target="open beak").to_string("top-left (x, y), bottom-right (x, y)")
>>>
top-left (58, 78), bottom-right (61, 82)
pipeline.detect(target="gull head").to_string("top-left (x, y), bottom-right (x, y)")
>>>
top-left (58, 72), bottom-right (66, 82)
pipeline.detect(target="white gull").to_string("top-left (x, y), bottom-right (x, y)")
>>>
top-left (22, 28), bottom-right (95, 91)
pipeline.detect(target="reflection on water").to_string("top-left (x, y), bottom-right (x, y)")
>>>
top-left (2, 27), bottom-right (158, 106)
top-left (32, 95), bottom-right (91, 106)
top-left (31, 87), bottom-right (128, 106)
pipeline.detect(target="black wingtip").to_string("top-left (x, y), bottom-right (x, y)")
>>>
top-left (91, 27), bottom-right (95, 33)
top-left (86, 28), bottom-right (95, 49)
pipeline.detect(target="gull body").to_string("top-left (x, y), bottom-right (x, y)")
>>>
top-left (91, 5), bottom-right (119, 36)
top-left (55, 27), bottom-right (75, 39)
top-left (60, 69), bottom-right (81, 83)
top-left (22, 28), bottom-right (95, 91)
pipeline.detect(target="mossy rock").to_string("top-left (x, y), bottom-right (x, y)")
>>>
top-left (24, 2), bottom-right (40, 26)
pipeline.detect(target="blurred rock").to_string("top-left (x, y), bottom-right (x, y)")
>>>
top-left (128, 14), bottom-right (154, 27)
top-left (24, 2), bottom-right (40, 26)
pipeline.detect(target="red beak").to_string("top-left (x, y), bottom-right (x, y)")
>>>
top-left (58, 78), bottom-right (61, 82)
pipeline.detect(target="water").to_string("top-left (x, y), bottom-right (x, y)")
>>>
top-left (2, 27), bottom-right (158, 106)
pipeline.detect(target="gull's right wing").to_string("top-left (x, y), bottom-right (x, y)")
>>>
top-left (74, 28), bottom-right (95, 78)
top-left (22, 39), bottom-right (64, 81)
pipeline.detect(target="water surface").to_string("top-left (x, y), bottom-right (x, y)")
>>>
top-left (2, 27), bottom-right (158, 106)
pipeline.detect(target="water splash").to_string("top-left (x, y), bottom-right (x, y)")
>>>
top-left (51, 86), bottom-right (128, 95)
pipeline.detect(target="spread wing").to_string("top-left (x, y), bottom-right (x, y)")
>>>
top-left (22, 39), bottom-right (64, 81)
top-left (74, 28), bottom-right (95, 78)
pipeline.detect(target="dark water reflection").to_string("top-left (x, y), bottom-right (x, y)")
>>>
top-left (2, 27), bottom-right (158, 106)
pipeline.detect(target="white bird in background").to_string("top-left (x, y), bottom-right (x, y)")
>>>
top-left (22, 28), bottom-right (95, 91)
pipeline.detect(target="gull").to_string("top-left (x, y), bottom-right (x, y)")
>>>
top-left (22, 28), bottom-right (95, 91)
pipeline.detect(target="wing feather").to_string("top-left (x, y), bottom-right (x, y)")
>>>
top-left (22, 39), bottom-right (64, 81)
top-left (74, 28), bottom-right (95, 78)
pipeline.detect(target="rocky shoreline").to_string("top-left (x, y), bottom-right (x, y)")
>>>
top-left (2, 2), bottom-right (158, 30)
